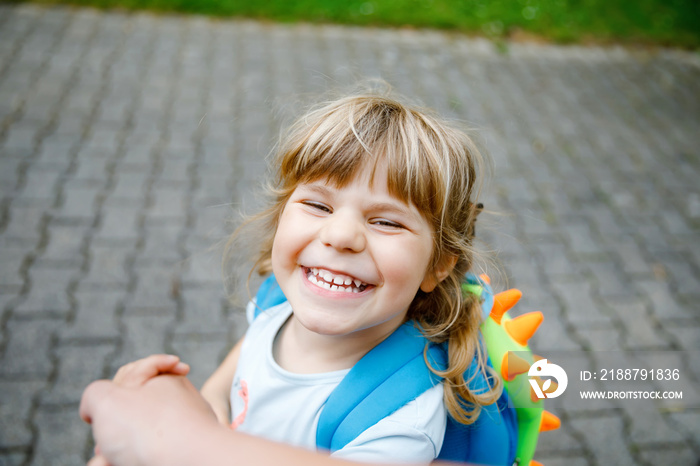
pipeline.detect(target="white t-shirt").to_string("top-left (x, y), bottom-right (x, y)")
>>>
top-left (231, 301), bottom-right (447, 463)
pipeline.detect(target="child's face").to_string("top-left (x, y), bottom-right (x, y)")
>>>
top-left (271, 162), bottom-right (438, 344)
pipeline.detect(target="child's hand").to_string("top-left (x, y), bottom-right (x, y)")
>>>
top-left (113, 354), bottom-right (190, 388)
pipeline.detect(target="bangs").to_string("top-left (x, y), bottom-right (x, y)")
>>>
top-left (275, 95), bottom-right (473, 227)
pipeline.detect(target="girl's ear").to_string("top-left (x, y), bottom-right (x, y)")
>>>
top-left (420, 255), bottom-right (458, 293)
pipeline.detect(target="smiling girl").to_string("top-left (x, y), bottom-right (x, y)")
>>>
top-left (200, 90), bottom-right (501, 463)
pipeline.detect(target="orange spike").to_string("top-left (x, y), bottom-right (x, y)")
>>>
top-left (490, 289), bottom-right (522, 324)
top-left (504, 311), bottom-right (543, 346)
top-left (501, 352), bottom-right (531, 381)
top-left (479, 273), bottom-right (491, 285)
top-left (540, 410), bottom-right (561, 432)
top-left (530, 461), bottom-right (544, 466)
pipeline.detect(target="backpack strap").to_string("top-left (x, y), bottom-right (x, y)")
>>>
top-left (252, 275), bottom-right (288, 319)
top-left (316, 322), bottom-right (447, 452)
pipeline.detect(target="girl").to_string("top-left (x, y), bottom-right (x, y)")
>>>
top-left (200, 90), bottom-right (501, 463)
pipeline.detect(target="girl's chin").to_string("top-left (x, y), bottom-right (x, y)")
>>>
top-left (292, 313), bottom-right (356, 337)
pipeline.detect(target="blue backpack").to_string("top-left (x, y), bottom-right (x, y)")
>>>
top-left (253, 274), bottom-right (554, 465)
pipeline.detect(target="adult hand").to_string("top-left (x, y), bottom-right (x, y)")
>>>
top-left (80, 375), bottom-right (219, 466)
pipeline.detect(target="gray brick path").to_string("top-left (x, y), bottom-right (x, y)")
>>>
top-left (1, 4), bottom-right (699, 465)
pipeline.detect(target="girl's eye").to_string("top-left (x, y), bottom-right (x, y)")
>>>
top-left (302, 201), bottom-right (332, 213)
top-left (372, 219), bottom-right (404, 229)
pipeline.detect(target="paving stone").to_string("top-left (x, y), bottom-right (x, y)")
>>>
top-left (534, 420), bottom-right (588, 457)
top-left (664, 323), bottom-right (700, 351)
top-left (146, 184), bottom-right (188, 221)
top-left (568, 414), bottom-right (638, 466)
top-left (0, 204), bottom-right (46, 244)
top-left (80, 243), bottom-right (131, 289)
top-left (190, 202), bottom-right (234, 240)
top-left (32, 140), bottom-right (75, 172)
top-left (584, 260), bottom-right (638, 300)
top-left (551, 280), bottom-right (613, 327)
top-left (2, 122), bottom-right (42, 153)
top-left (180, 240), bottom-right (225, 286)
top-left (40, 343), bottom-right (114, 405)
top-left (528, 304), bottom-right (585, 352)
top-left (13, 264), bottom-right (78, 315)
top-left (60, 288), bottom-right (123, 341)
top-left (653, 253), bottom-right (700, 297)
top-left (611, 299), bottom-right (672, 350)
top-left (0, 248), bottom-right (27, 289)
top-left (175, 287), bottom-right (228, 330)
top-left (110, 314), bottom-right (175, 370)
top-left (612, 239), bottom-right (654, 277)
top-left (639, 279), bottom-right (694, 320)
top-left (116, 145), bottom-right (154, 174)
top-left (16, 170), bottom-right (61, 204)
top-left (561, 216), bottom-right (607, 257)
top-left (36, 223), bottom-right (87, 266)
top-left (70, 156), bottom-right (110, 183)
top-left (0, 453), bottom-right (28, 466)
top-left (137, 222), bottom-right (182, 264)
top-left (534, 240), bottom-right (582, 278)
top-left (31, 406), bottom-right (90, 466)
top-left (56, 183), bottom-right (101, 220)
top-left (170, 334), bottom-right (229, 389)
top-left (638, 445), bottom-right (698, 466)
top-left (0, 318), bottom-right (58, 377)
top-left (94, 201), bottom-right (141, 243)
top-left (668, 411), bottom-right (700, 450)
top-left (125, 265), bottom-right (178, 314)
top-left (0, 380), bottom-right (46, 448)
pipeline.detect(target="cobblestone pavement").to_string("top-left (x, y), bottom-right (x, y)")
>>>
top-left (0, 4), bottom-right (699, 465)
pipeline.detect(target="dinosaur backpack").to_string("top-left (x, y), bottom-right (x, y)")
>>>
top-left (252, 274), bottom-right (560, 465)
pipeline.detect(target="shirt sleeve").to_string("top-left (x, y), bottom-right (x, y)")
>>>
top-left (329, 383), bottom-right (447, 464)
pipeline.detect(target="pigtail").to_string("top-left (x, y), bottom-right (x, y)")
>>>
top-left (412, 262), bottom-right (502, 425)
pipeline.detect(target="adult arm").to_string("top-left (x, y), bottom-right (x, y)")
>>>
top-left (80, 375), bottom-right (405, 466)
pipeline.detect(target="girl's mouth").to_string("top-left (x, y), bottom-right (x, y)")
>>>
top-left (303, 267), bottom-right (370, 293)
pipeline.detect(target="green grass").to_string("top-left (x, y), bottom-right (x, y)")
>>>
top-left (11, 0), bottom-right (700, 48)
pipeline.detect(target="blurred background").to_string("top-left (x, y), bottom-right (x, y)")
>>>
top-left (0, 1), bottom-right (698, 465)
top-left (9, 0), bottom-right (700, 48)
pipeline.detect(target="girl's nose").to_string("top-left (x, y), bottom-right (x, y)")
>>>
top-left (319, 211), bottom-right (366, 253)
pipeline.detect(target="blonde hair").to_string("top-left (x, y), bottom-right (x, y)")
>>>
top-left (225, 89), bottom-right (501, 424)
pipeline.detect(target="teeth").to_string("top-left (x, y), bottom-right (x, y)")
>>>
top-left (306, 267), bottom-right (368, 293)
